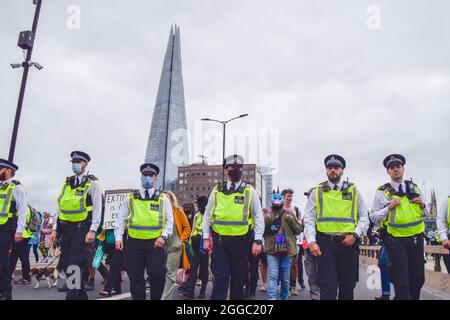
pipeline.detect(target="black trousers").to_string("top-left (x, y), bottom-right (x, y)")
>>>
top-left (316, 233), bottom-right (359, 300)
top-left (245, 241), bottom-right (260, 297)
top-left (9, 237), bottom-right (31, 281)
top-left (290, 251), bottom-right (305, 287)
top-left (104, 247), bottom-right (124, 294)
top-left (58, 221), bottom-right (91, 300)
top-left (385, 234), bottom-right (425, 300)
top-left (126, 237), bottom-right (166, 300)
top-left (185, 235), bottom-right (209, 295)
top-left (0, 224), bottom-right (14, 299)
top-left (210, 231), bottom-right (250, 300)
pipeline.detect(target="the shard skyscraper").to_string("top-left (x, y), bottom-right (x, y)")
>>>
top-left (145, 25), bottom-right (189, 190)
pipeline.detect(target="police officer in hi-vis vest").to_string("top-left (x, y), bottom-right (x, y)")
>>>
top-left (202, 154), bottom-right (264, 300)
top-left (437, 194), bottom-right (450, 272)
top-left (370, 154), bottom-right (430, 300)
top-left (0, 159), bottom-right (28, 301)
top-left (304, 154), bottom-right (369, 300)
top-left (437, 195), bottom-right (450, 250)
top-left (51, 151), bottom-right (103, 300)
top-left (114, 163), bottom-right (173, 300)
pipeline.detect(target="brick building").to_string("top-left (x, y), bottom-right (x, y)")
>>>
top-left (176, 163), bottom-right (266, 207)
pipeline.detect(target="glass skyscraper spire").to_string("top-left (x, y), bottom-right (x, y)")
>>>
top-left (145, 25), bottom-right (189, 190)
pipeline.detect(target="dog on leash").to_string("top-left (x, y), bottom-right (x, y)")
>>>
top-left (30, 267), bottom-right (65, 289)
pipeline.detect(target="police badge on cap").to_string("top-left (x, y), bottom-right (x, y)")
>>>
top-left (383, 154), bottom-right (406, 169)
top-left (70, 151), bottom-right (91, 162)
top-left (140, 163), bottom-right (160, 175)
top-left (223, 154), bottom-right (244, 168)
top-left (324, 154), bottom-right (346, 169)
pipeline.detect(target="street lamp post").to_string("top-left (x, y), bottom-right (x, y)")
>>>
top-left (201, 114), bottom-right (248, 181)
top-left (8, 0), bottom-right (43, 162)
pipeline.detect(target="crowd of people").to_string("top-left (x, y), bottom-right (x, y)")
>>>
top-left (1, 151), bottom-right (449, 301)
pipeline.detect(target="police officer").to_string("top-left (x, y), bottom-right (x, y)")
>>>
top-left (304, 154), bottom-right (369, 300)
top-left (437, 195), bottom-right (450, 273)
top-left (51, 151), bottom-right (103, 300)
top-left (370, 154), bottom-right (429, 300)
top-left (114, 163), bottom-right (173, 300)
top-left (202, 154), bottom-right (264, 300)
top-left (437, 195), bottom-right (450, 250)
top-left (0, 158), bottom-right (28, 300)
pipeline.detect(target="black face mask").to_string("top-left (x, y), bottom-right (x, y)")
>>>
top-left (227, 169), bottom-right (242, 182)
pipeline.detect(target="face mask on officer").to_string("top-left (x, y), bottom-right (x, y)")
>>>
top-left (72, 162), bottom-right (84, 175)
top-left (226, 166), bottom-right (243, 182)
top-left (141, 174), bottom-right (155, 189)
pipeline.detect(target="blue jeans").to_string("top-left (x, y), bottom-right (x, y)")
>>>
top-left (267, 253), bottom-right (293, 300)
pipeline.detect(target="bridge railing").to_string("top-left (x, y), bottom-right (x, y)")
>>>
top-left (359, 245), bottom-right (450, 294)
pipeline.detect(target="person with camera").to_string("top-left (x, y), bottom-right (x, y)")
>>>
top-left (263, 189), bottom-right (302, 300)
top-left (304, 154), bottom-right (369, 300)
top-left (370, 154), bottom-right (430, 300)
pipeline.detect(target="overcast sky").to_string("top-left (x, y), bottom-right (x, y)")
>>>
top-left (1, 0), bottom-right (449, 213)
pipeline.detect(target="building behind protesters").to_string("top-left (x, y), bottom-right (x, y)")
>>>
top-left (162, 191), bottom-right (191, 300)
top-left (264, 190), bottom-right (302, 300)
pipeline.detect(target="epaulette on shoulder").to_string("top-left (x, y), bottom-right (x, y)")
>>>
top-left (153, 190), bottom-right (162, 200)
top-left (11, 180), bottom-right (21, 185)
top-left (217, 182), bottom-right (224, 192)
top-left (87, 174), bottom-right (98, 181)
top-left (378, 183), bottom-right (391, 191)
top-left (132, 190), bottom-right (140, 199)
top-left (65, 176), bottom-right (72, 185)
top-left (238, 182), bottom-right (248, 192)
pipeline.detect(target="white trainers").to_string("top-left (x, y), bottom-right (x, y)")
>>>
top-left (260, 283), bottom-right (267, 292)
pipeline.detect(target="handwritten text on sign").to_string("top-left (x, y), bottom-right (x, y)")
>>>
top-left (103, 190), bottom-right (133, 230)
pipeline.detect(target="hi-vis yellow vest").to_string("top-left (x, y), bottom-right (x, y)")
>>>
top-left (22, 206), bottom-right (33, 239)
top-left (378, 182), bottom-right (425, 237)
top-left (315, 181), bottom-right (358, 234)
top-left (127, 190), bottom-right (166, 240)
top-left (210, 182), bottom-right (253, 236)
top-left (57, 175), bottom-right (97, 222)
top-left (192, 213), bottom-right (203, 237)
top-left (0, 181), bottom-right (19, 225)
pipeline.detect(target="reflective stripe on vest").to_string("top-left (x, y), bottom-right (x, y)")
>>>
top-left (383, 189), bottom-right (425, 237)
top-left (127, 194), bottom-right (165, 240)
top-left (0, 182), bottom-right (17, 224)
top-left (57, 180), bottom-right (93, 222)
top-left (210, 184), bottom-right (252, 236)
top-left (315, 183), bottom-right (358, 233)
